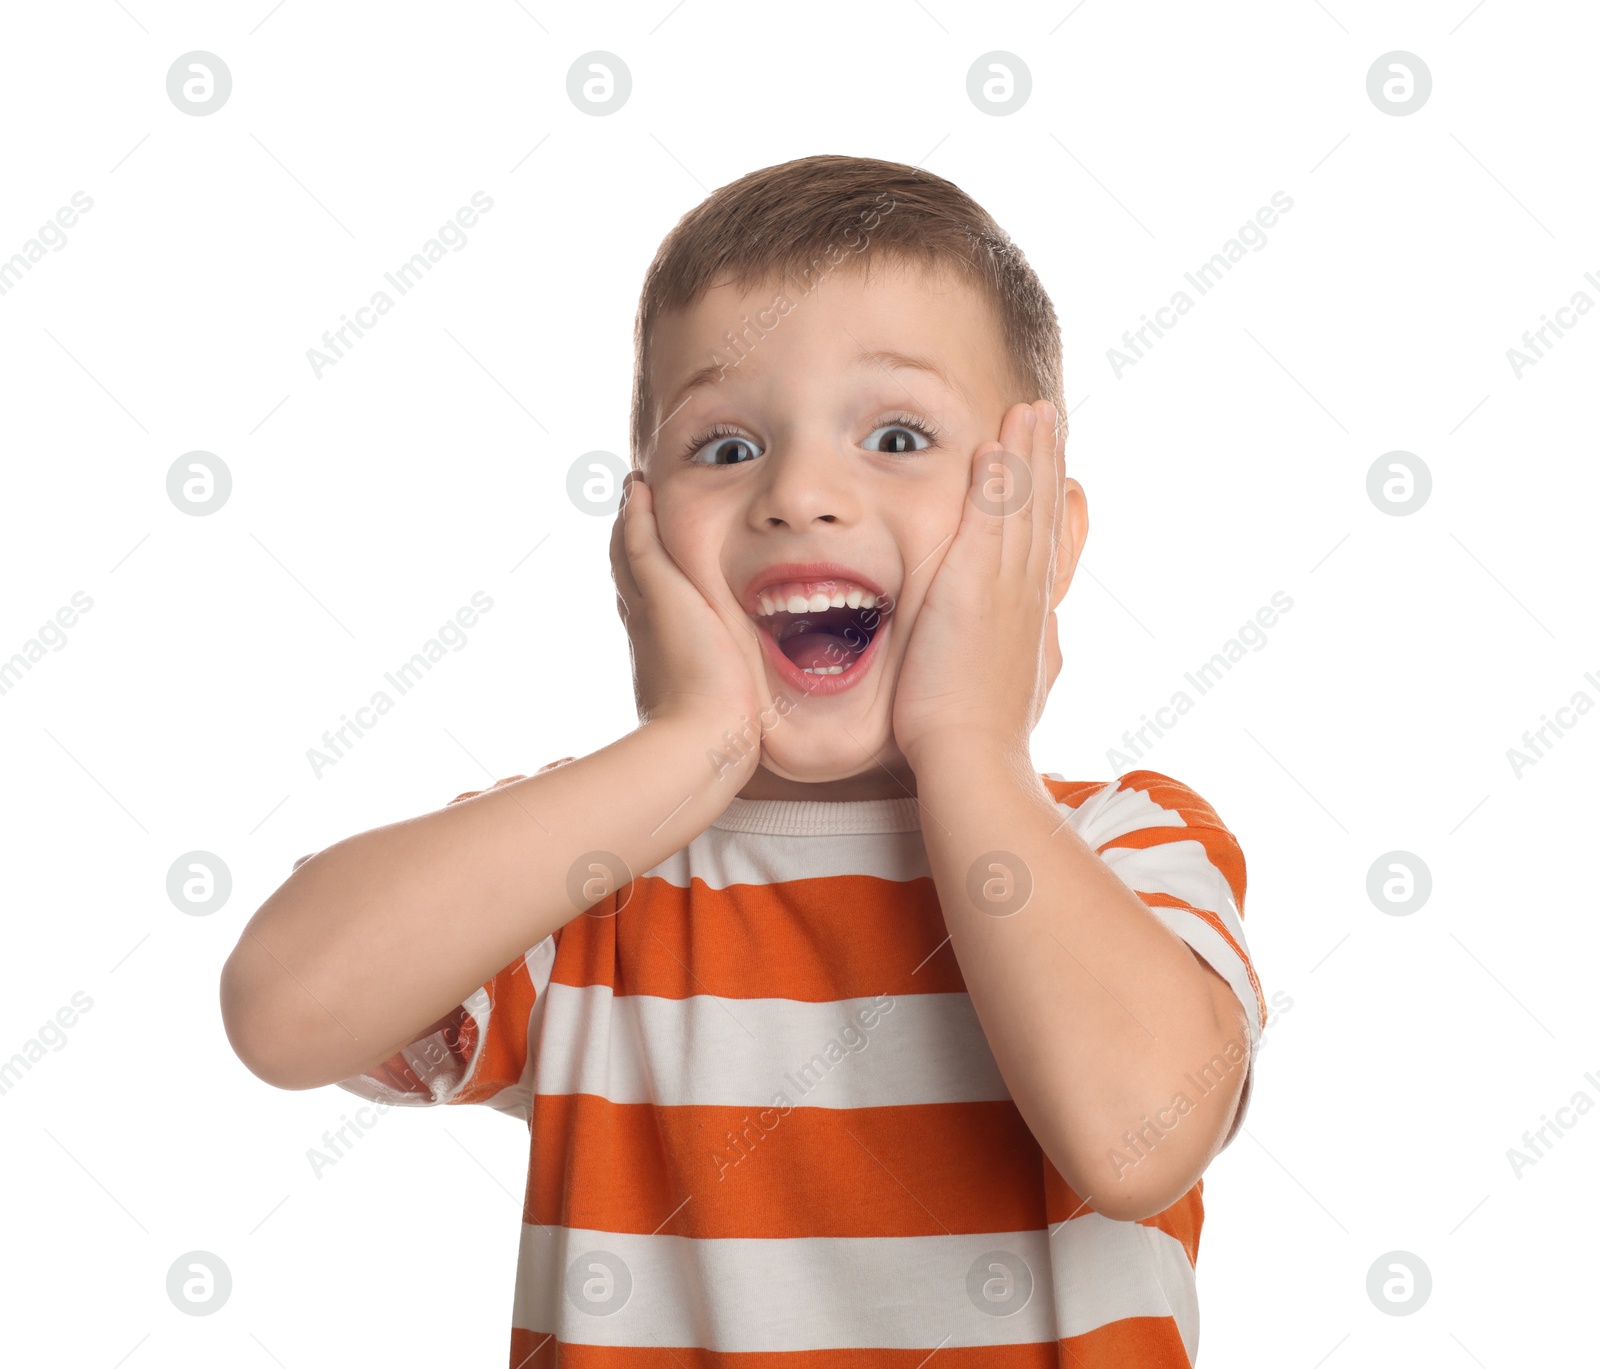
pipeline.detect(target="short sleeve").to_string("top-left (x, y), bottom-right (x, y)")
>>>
top-left (327, 766), bottom-right (574, 1123)
top-left (1043, 768), bottom-right (1265, 1150)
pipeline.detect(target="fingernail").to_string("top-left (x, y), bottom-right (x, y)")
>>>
top-left (1024, 407), bottom-right (1038, 431)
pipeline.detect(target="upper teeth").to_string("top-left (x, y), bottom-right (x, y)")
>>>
top-left (755, 582), bottom-right (878, 617)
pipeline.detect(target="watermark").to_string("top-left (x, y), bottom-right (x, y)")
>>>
top-left (0, 991), bottom-right (95, 1098)
top-left (1505, 669), bottom-right (1600, 778)
top-left (693, 192), bottom-right (899, 389)
top-left (355, 1019), bottom-right (470, 1102)
top-left (969, 450), bottom-right (1033, 518)
top-left (1366, 1251), bottom-right (1432, 1314)
top-left (567, 449), bottom-right (630, 516)
top-left (166, 51), bottom-right (232, 116)
top-left (1101, 984), bottom-right (1288, 1184)
top-left (166, 1250), bottom-right (232, 1314)
top-left (965, 1250), bottom-right (1034, 1315)
top-left (566, 51), bottom-right (631, 116)
top-left (1366, 851), bottom-right (1432, 916)
top-left (756, 589), bottom-right (898, 699)
top-left (167, 851), bottom-right (233, 916)
top-left (167, 450), bottom-right (233, 516)
top-left (707, 691), bottom-right (800, 780)
top-left (1104, 1030), bottom-right (1249, 1182)
top-left (1506, 270), bottom-right (1599, 378)
top-left (1505, 1067), bottom-right (1600, 1178)
top-left (565, 850), bottom-right (636, 916)
top-left (1366, 52), bottom-right (1431, 117)
top-left (1259, 987), bottom-right (1294, 1047)
top-left (0, 192), bottom-right (94, 298)
top-left (965, 850), bottom-right (1034, 917)
top-left (565, 1249), bottom-right (632, 1315)
top-left (307, 1100), bottom-right (393, 1178)
top-left (307, 592), bottom-right (494, 777)
top-left (709, 993), bottom-right (895, 1181)
top-left (1366, 450), bottom-right (1431, 516)
top-left (1106, 193), bottom-right (1294, 378)
top-left (1106, 591), bottom-right (1294, 771)
top-left (966, 52), bottom-right (1032, 116)
top-left (306, 192), bottom-right (495, 379)
top-left (0, 591), bottom-right (94, 699)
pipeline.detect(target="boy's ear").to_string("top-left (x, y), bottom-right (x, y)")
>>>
top-left (1050, 476), bottom-right (1089, 613)
top-left (1041, 464), bottom-right (1085, 702)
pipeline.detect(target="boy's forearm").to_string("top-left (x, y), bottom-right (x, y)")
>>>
top-left (220, 708), bottom-right (748, 1091)
top-left (907, 735), bottom-right (1249, 1222)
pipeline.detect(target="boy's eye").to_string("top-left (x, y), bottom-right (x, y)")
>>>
top-left (863, 421), bottom-right (934, 455)
top-left (682, 414), bottom-right (939, 465)
top-left (687, 431), bottom-right (763, 466)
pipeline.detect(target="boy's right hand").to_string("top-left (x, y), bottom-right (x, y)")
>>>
top-left (610, 472), bottom-right (769, 769)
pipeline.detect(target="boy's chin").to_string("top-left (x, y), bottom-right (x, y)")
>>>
top-left (747, 731), bottom-right (911, 791)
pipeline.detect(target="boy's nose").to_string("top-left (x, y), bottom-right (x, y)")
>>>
top-left (746, 448), bottom-right (860, 529)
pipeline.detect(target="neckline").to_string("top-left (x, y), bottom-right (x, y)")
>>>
top-left (710, 794), bottom-right (924, 836)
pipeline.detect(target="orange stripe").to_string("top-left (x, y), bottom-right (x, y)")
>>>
top-left (523, 1093), bottom-right (1200, 1248)
top-left (555, 874), bottom-right (965, 1000)
top-left (452, 955), bottom-right (548, 1107)
top-left (1091, 770), bottom-right (1248, 912)
top-left (1061, 1312), bottom-right (1194, 1364)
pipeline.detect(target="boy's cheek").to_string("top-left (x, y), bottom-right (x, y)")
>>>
top-left (647, 488), bottom-right (697, 554)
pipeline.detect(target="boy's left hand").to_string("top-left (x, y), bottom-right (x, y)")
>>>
top-left (892, 399), bottom-right (1067, 769)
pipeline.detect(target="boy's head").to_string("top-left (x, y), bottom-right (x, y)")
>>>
top-left (626, 154), bottom-right (1086, 795)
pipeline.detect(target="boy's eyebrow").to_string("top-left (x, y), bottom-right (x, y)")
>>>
top-left (663, 347), bottom-right (967, 420)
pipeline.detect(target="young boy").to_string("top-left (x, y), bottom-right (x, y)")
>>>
top-left (222, 154), bottom-right (1264, 1366)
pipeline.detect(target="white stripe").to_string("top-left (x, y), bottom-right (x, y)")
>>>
top-left (510, 1216), bottom-right (1196, 1355)
top-left (1064, 781), bottom-right (1258, 1023)
top-left (534, 984), bottom-right (1011, 1108)
top-left (1098, 839), bottom-right (1250, 968)
top-left (644, 823), bottom-right (932, 889)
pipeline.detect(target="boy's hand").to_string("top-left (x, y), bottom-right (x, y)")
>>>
top-left (892, 400), bottom-right (1065, 769)
top-left (610, 473), bottom-right (769, 762)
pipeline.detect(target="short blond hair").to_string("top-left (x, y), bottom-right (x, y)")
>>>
top-left (629, 153), bottom-right (1063, 468)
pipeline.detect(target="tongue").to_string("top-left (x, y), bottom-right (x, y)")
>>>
top-left (781, 631), bottom-right (855, 672)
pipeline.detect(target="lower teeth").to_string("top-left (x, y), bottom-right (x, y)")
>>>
top-left (801, 665), bottom-right (845, 675)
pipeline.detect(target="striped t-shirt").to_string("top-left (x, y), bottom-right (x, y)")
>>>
top-left (337, 765), bottom-right (1264, 1366)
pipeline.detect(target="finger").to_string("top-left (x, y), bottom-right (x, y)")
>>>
top-left (997, 401), bottom-right (1036, 580)
top-left (1030, 401), bottom-right (1061, 594)
top-left (609, 485), bottom-right (639, 623)
top-left (965, 438), bottom-right (1008, 582)
top-left (618, 475), bottom-right (675, 605)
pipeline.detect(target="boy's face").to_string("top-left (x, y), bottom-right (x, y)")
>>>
top-left (642, 260), bottom-right (1068, 799)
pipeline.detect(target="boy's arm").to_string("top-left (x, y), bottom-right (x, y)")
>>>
top-left (910, 747), bottom-right (1259, 1225)
top-left (219, 707), bottom-right (747, 1092)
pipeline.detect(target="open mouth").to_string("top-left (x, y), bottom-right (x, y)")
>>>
top-left (745, 575), bottom-right (893, 694)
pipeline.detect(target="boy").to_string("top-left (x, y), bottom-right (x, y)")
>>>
top-left (222, 154), bottom-right (1264, 1366)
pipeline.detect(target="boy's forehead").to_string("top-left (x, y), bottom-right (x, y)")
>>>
top-left (652, 263), bottom-right (1004, 410)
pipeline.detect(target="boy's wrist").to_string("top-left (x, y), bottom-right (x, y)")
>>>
top-left (646, 704), bottom-right (764, 790)
top-left (902, 727), bottom-right (1031, 779)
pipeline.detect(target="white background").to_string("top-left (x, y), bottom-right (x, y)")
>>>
top-left (1, 1), bottom-right (1595, 1363)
